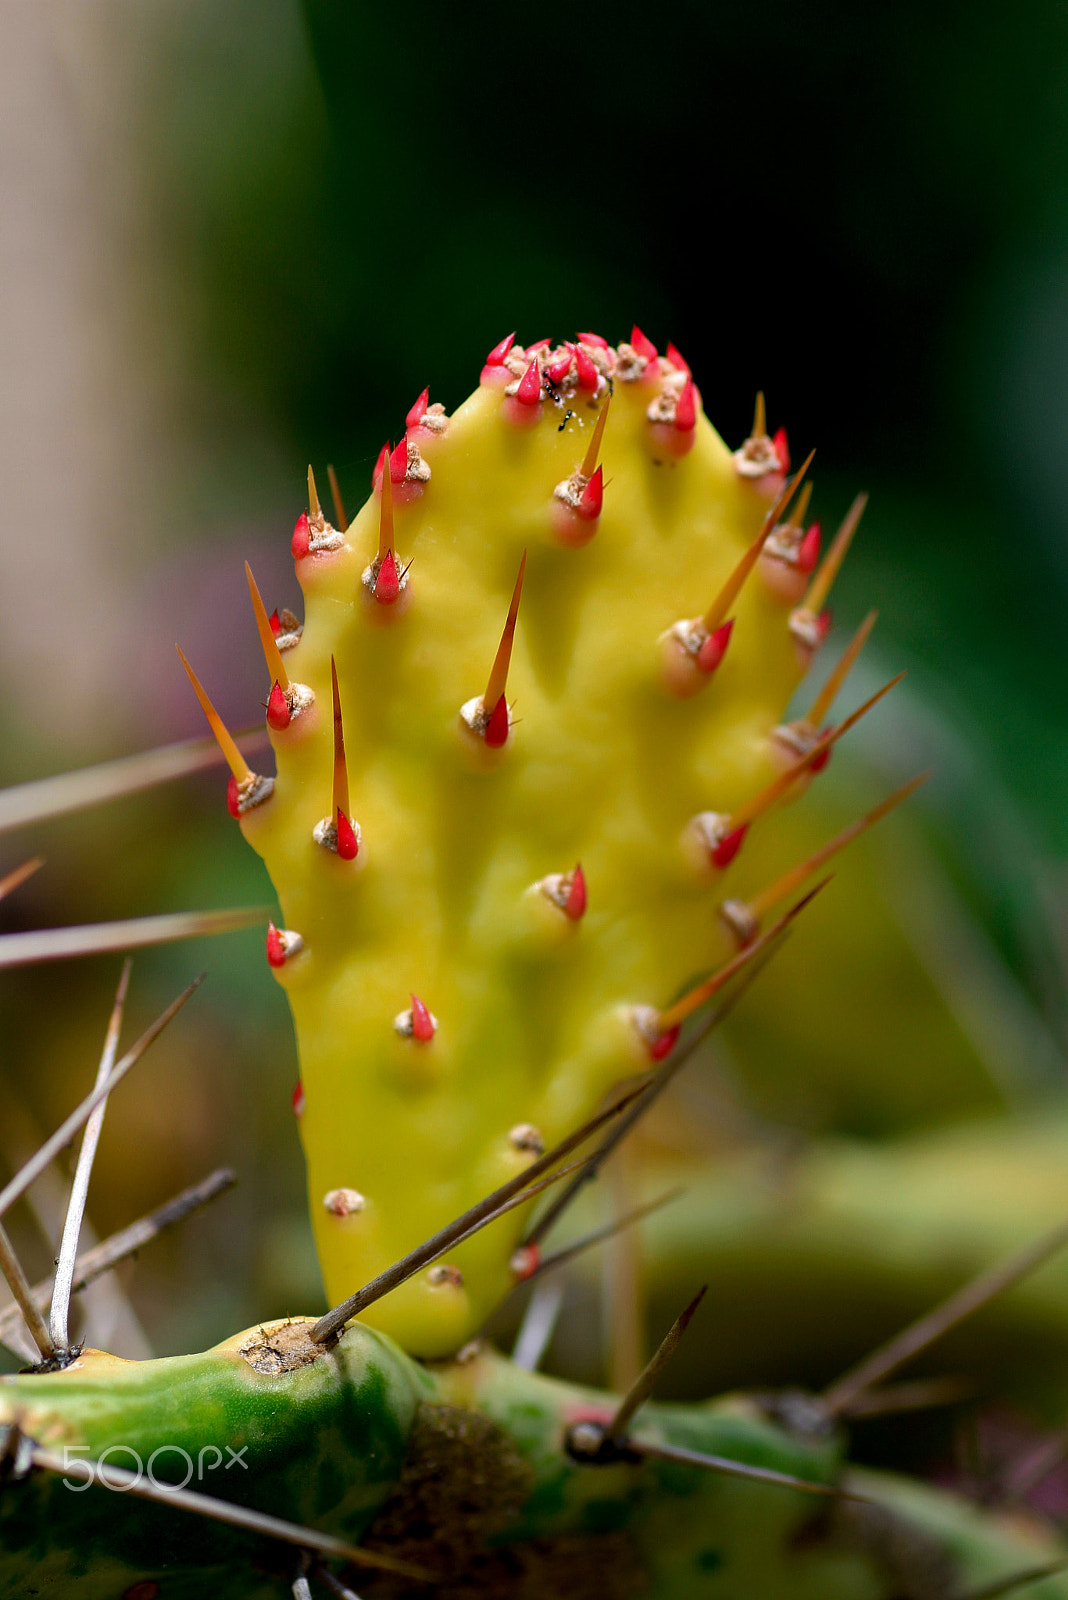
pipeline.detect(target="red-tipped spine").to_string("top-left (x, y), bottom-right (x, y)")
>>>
top-left (406, 387), bottom-right (429, 427)
top-left (266, 681), bottom-right (291, 730)
top-left (388, 438), bottom-right (407, 483)
top-left (226, 775), bottom-right (241, 819)
top-left (648, 1025), bottom-right (680, 1061)
top-left (772, 426), bottom-right (790, 474)
top-left (291, 511), bottom-right (311, 559)
top-left (335, 807), bottom-right (359, 861)
top-left (410, 994), bottom-right (436, 1042)
top-left (665, 341), bottom-right (691, 375)
top-left (291, 1082), bottom-right (305, 1117)
top-left (547, 351), bottom-right (572, 385)
top-left (630, 324), bottom-right (658, 361)
top-left (485, 333), bottom-right (515, 366)
top-left (484, 694), bottom-right (510, 748)
top-left (564, 864), bottom-right (587, 921)
top-left (711, 824), bottom-right (748, 870)
top-left (697, 619), bottom-right (733, 675)
top-left (266, 923), bottom-right (287, 967)
top-left (675, 377), bottom-right (696, 433)
top-left (572, 342), bottom-right (599, 390)
top-left (798, 523), bottom-right (821, 572)
top-left (577, 465), bottom-right (603, 521)
top-left (374, 549), bottom-right (400, 606)
top-left (516, 359), bottom-right (542, 406)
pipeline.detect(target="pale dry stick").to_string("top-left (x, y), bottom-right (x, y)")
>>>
top-left (313, 1563), bottom-right (362, 1600)
top-left (605, 1286), bottom-right (707, 1445)
top-left (49, 960), bottom-right (131, 1353)
top-left (0, 1222), bottom-right (54, 1360)
top-left (511, 1279), bottom-right (565, 1372)
top-left (0, 975), bottom-right (204, 1223)
top-left (0, 731), bottom-right (269, 836)
top-left (311, 1087), bottom-right (649, 1343)
top-left (0, 907), bottom-right (266, 969)
top-left (28, 1444), bottom-right (433, 1581)
top-left (823, 1214), bottom-right (1068, 1417)
top-left (838, 1375), bottom-right (976, 1420)
top-left (0, 1168), bottom-right (236, 1349)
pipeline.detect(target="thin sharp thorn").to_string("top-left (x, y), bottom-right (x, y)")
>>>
top-left (245, 563), bottom-right (290, 692)
top-left (330, 656), bottom-right (350, 820)
top-left (175, 647), bottom-right (252, 783)
top-left (624, 1437), bottom-right (858, 1501)
top-left (378, 445), bottom-right (395, 561)
top-left (309, 1084), bottom-right (648, 1343)
top-left (805, 608), bottom-right (878, 728)
top-left (839, 1375), bottom-right (976, 1420)
top-left (0, 858), bottom-right (44, 903)
top-left (803, 491), bottom-right (867, 615)
top-left (525, 940), bottom-right (784, 1249)
top-left (786, 479), bottom-right (814, 529)
top-left (0, 906), bottom-right (267, 969)
top-left (606, 1287), bottom-right (707, 1443)
top-left (49, 959), bottom-right (132, 1352)
top-left (728, 670), bottom-right (907, 834)
top-left (702, 449), bottom-right (816, 631)
top-left (327, 463), bottom-right (348, 531)
top-left (0, 732), bottom-right (270, 837)
top-left (0, 975), bottom-right (204, 1223)
top-left (743, 774), bottom-right (929, 926)
top-left (580, 392), bottom-right (611, 478)
top-left (823, 1213), bottom-right (1068, 1416)
top-left (526, 1188), bottom-right (685, 1283)
top-left (312, 1565), bottom-right (364, 1600)
top-left (0, 1222), bottom-right (55, 1359)
top-left (484, 550), bottom-right (527, 708)
top-left (657, 880), bottom-right (830, 1033)
top-left (753, 390), bottom-right (766, 437)
top-left (948, 1561), bottom-right (1068, 1600)
top-left (307, 464), bottom-right (322, 521)
top-left (0, 1168), bottom-right (237, 1348)
top-left (28, 1445), bottom-right (433, 1581)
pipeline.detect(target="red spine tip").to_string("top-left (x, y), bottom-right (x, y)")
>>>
top-left (485, 332), bottom-right (515, 366)
top-left (266, 680), bottom-right (291, 730)
top-left (674, 377), bottom-right (697, 432)
top-left (771, 426), bottom-right (790, 474)
top-left (268, 608), bottom-right (281, 636)
top-left (526, 337), bottom-right (551, 354)
top-left (572, 342), bottom-right (598, 390)
top-left (577, 330), bottom-right (608, 349)
top-left (817, 608), bottom-right (832, 642)
top-left (665, 341), bottom-right (691, 375)
top-left (564, 863), bottom-right (587, 921)
top-left (711, 823), bottom-right (748, 870)
top-left (226, 774), bottom-right (241, 819)
top-left (266, 922), bottom-right (287, 967)
top-left (511, 1242), bottom-right (541, 1280)
top-left (547, 351), bottom-right (572, 384)
top-left (406, 387), bottom-right (429, 427)
top-left (809, 734), bottom-right (832, 774)
top-left (516, 358), bottom-right (542, 406)
top-left (630, 324), bottom-right (658, 361)
top-left (484, 693), bottom-right (510, 747)
top-left (335, 808), bottom-right (359, 860)
top-left (291, 511), bottom-right (310, 559)
top-left (291, 1081), bottom-right (305, 1117)
top-left (577, 465), bottom-right (604, 521)
top-left (372, 443), bottom-right (389, 489)
top-left (648, 1024), bottom-right (680, 1061)
top-left (374, 549), bottom-right (400, 605)
top-left (697, 618), bottom-right (733, 674)
top-left (389, 438), bottom-right (408, 483)
top-left (410, 993), bottom-right (436, 1042)
top-left (798, 522), bottom-right (821, 573)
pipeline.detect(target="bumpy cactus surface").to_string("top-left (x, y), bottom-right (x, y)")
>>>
top-left (208, 331), bottom-right (880, 1355)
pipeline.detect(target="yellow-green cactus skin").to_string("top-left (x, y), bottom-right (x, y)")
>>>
top-left (217, 331), bottom-right (867, 1357)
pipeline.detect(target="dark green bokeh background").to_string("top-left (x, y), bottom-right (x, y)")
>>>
top-left (2, 0), bottom-right (1067, 1366)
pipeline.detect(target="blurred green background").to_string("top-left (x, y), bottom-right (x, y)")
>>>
top-left (1, 0), bottom-right (1067, 1368)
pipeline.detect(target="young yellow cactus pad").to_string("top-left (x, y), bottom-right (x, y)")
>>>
top-left (183, 330), bottom-right (886, 1356)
